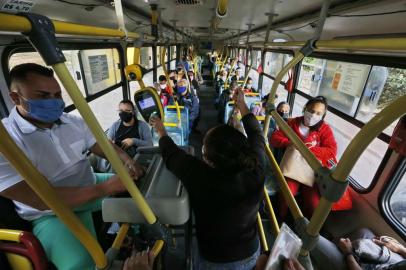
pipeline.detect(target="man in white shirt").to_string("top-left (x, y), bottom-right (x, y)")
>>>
top-left (0, 63), bottom-right (143, 270)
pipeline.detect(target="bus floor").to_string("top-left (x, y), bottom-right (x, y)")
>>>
top-left (188, 79), bottom-right (218, 159)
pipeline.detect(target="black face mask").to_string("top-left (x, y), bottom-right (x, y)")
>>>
top-left (119, 111), bottom-right (133, 123)
top-left (278, 111), bottom-right (289, 120)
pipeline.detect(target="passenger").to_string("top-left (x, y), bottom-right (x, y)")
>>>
top-left (231, 68), bottom-right (244, 82)
top-left (244, 77), bottom-right (257, 93)
top-left (270, 96), bottom-right (340, 217)
top-left (175, 79), bottom-right (200, 133)
top-left (123, 250), bottom-right (155, 270)
top-left (97, 100), bottom-right (153, 172)
top-left (157, 75), bottom-right (174, 107)
top-left (0, 63), bottom-right (144, 270)
top-left (187, 70), bottom-right (200, 95)
top-left (217, 80), bottom-right (238, 123)
top-left (311, 228), bottom-right (406, 270)
top-left (169, 70), bottom-right (177, 86)
top-left (149, 87), bottom-right (266, 270)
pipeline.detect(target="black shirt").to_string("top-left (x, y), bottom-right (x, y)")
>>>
top-left (115, 121), bottom-right (140, 157)
top-left (159, 114), bottom-right (266, 262)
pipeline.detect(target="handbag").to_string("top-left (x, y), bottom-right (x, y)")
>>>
top-left (279, 145), bottom-right (317, 187)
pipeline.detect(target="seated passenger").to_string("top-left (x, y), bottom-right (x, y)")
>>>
top-left (169, 70), bottom-right (177, 86)
top-left (231, 68), bottom-right (244, 82)
top-left (97, 100), bottom-right (153, 172)
top-left (157, 75), bottom-right (174, 107)
top-left (149, 87), bottom-right (266, 270)
top-left (244, 78), bottom-right (257, 93)
top-left (175, 79), bottom-right (200, 132)
top-left (0, 63), bottom-right (144, 270)
top-left (312, 228), bottom-right (405, 270)
top-left (270, 96), bottom-right (349, 218)
top-left (217, 80), bottom-right (238, 123)
top-left (188, 70), bottom-right (200, 95)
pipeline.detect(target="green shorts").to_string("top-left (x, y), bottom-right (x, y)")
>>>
top-left (32, 173), bottom-right (114, 270)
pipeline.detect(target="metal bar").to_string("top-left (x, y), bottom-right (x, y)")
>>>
top-left (114, 0), bottom-right (127, 37)
top-left (0, 122), bottom-right (107, 268)
top-left (262, 52), bottom-right (304, 137)
top-left (257, 213), bottom-right (269, 252)
top-left (264, 144), bottom-right (303, 219)
top-left (258, 38), bottom-right (406, 52)
top-left (112, 223), bottom-right (130, 250)
top-left (0, 12), bottom-right (139, 39)
top-left (52, 63), bottom-right (157, 225)
top-left (313, 0), bottom-right (331, 40)
top-left (0, 230), bottom-right (22, 243)
top-left (272, 110), bottom-right (322, 171)
top-left (263, 187), bottom-right (280, 235)
top-left (332, 94), bottom-right (406, 182)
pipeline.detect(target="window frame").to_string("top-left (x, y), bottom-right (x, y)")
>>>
top-left (3, 42), bottom-right (127, 113)
top-left (380, 157), bottom-right (406, 241)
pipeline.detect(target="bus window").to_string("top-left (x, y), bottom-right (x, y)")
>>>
top-left (356, 66), bottom-right (406, 136)
top-left (382, 159), bottom-right (406, 237)
top-left (262, 74), bottom-right (288, 103)
top-left (79, 49), bottom-right (121, 95)
top-left (265, 52), bottom-right (292, 81)
top-left (298, 57), bottom-right (371, 117)
top-left (9, 51), bottom-right (87, 107)
top-left (292, 93), bottom-right (388, 189)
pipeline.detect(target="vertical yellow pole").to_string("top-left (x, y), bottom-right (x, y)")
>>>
top-left (257, 213), bottom-right (269, 252)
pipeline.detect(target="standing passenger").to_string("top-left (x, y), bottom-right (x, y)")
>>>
top-left (176, 79), bottom-right (200, 133)
top-left (149, 87), bottom-right (266, 270)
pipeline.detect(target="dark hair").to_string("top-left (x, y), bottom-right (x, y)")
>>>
top-left (119, 99), bottom-right (135, 110)
top-left (276, 101), bottom-right (288, 112)
top-left (303, 96), bottom-right (328, 130)
top-left (9, 63), bottom-right (54, 89)
top-left (159, 75), bottom-right (167, 82)
top-left (247, 77), bottom-right (252, 82)
top-left (203, 125), bottom-right (258, 171)
top-left (229, 80), bottom-right (238, 91)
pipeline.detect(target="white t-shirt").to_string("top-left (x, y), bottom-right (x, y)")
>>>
top-left (0, 107), bottom-right (97, 220)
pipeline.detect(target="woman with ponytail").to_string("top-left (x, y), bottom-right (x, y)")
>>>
top-left (150, 87), bottom-right (266, 270)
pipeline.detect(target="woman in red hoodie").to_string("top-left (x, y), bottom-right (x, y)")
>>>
top-left (270, 96), bottom-right (347, 218)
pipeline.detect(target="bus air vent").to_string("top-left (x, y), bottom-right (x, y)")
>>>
top-left (175, 0), bottom-right (203, 5)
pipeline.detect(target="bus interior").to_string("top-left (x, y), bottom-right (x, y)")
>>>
top-left (0, 0), bottom-right (405, 269)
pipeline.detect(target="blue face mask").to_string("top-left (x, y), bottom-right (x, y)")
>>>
top-left (22, 97), bottom-right (65, 123)
top-left (177, 86), bottom-right (187, 95)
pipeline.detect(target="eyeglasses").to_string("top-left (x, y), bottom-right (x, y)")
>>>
top-left (118, 110), bottom-right (133, 113)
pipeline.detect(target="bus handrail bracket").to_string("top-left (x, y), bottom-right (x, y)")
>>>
top-left (294, 217), bottom-right (319, 252)
top-left (316, 167), bottom-right (349, 202)
top-left (19, 13), bottom-right (65, 65)
top-left (299, 39), bottom-right (317, 57)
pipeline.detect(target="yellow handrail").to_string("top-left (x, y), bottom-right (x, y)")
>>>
top-left (257, 213), bottom-right (269, 252)
top-left (0, 12), bottom-right (140, 39)
top-left (264, 144), bottom-right (303, 219)
top-left (249, 38), bottom-right (406, 52)
top-left (133, 47), bottom-right (146, 89)
top-left (0, 229), bottom-right (23, 243)
top-left (112, 224), bottom-right (130, 250)
top-left (263, 187), bottom-right (280, 235)
top-left (263, 52), bottom-right (304, 137)
top-left (53, 63), bottom-right (157, 225)
top-left (0, 122), bottom-right (107, 268)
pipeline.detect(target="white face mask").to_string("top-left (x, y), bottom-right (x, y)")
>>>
top-left (221, 76), bottom-right (227, 81)
top-left (160, 84), bottom-right (166, 90)
top-left (304, 111), bottom-right (323, 127)
top-left (246, 84), bottom-right (252, 89)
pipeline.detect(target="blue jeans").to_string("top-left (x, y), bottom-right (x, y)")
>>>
top-left (193, 244), bottom-right (260, 270)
